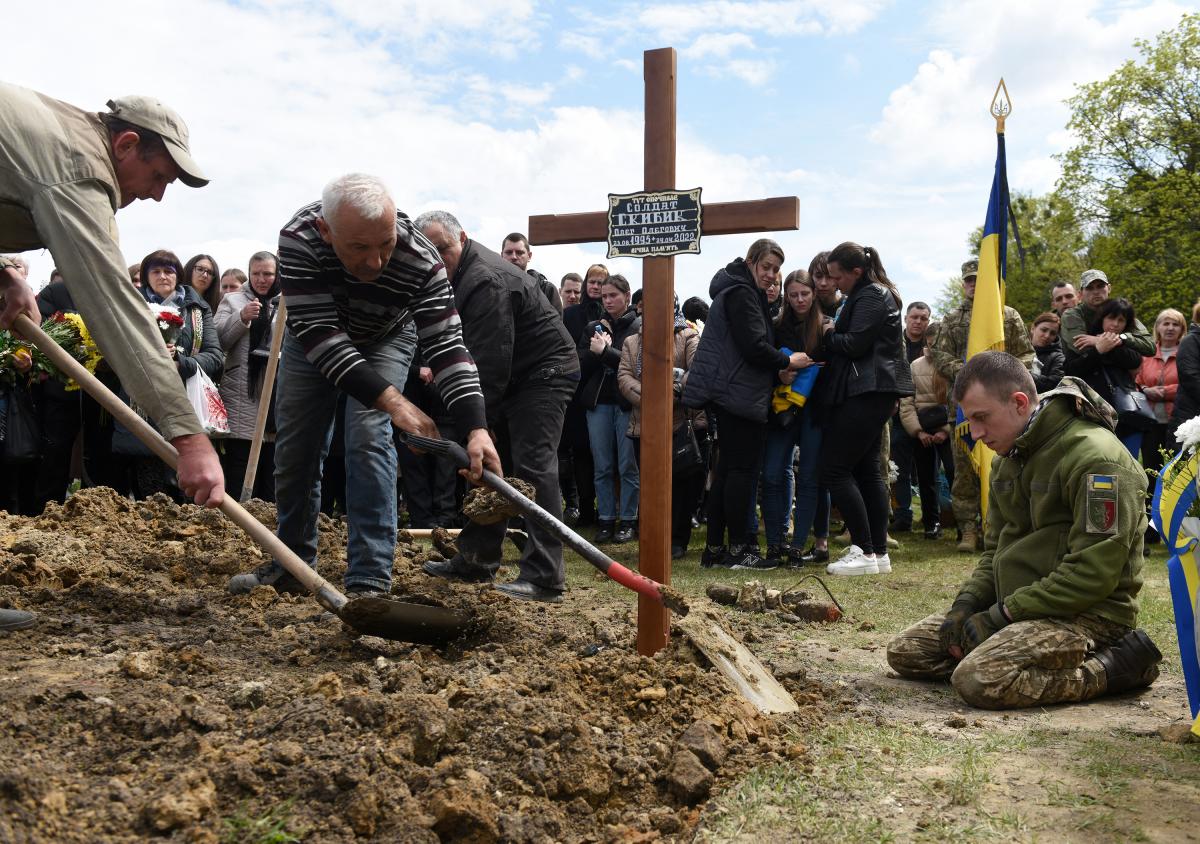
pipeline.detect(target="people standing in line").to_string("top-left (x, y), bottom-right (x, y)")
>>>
top-left (214, 251), bottom-right (281, 501)
top-left (1136, 308), bottom-right (1185, 470)
top-left (183, 253), bottom-right (221, 314)
top-left (819, 242), bottom-right (914, 577)
top-left (930, 259), bottom-right (1034, 553)
top-left (898, 322), bottom-right (954, 540)
top-left (579, 274), bottom-right (642, 545)
top-left (890, 301), bottom-right (932, 533)
top-left (760, 270), bottom-right (828, 567)
top-left (617, 295), bottom-right (704, 559)
top-left (1030, 312), bottom-right (1065, 393)
top-left (682, 239), bottom-right (810, 570)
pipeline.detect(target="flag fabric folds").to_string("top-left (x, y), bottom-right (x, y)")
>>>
top-left (1152, 451), bottom-right (1200, 736)
top-left (956, 132), bottom-right (1010, 519)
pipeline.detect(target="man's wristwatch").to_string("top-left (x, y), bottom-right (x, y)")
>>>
top-left (1118, 332), bottom-right (1130, 344)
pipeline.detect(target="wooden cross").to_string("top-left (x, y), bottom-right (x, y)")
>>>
top-left (529, 47), bottom-right (799, 656)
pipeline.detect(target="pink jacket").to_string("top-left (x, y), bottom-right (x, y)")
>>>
top-left (1136, 345), bottom-right (1178, 421)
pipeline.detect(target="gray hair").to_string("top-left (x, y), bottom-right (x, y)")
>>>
top-left (321, 173), bottom-right (394, 228)
top-left (413, 210), bottom-right (464, 239)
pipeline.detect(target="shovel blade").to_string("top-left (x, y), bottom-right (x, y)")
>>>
top-left (337, 596), bottom-right (471, 645)
top-left (676, 607), bottom-right (799, 714)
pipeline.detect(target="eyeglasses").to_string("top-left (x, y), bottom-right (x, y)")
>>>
top-left (193, 266), bottom-right (214, 277)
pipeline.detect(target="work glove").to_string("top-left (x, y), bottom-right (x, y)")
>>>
top-left (938, 595), bottom-right (978, 656)
top-left (961, 602), bottom-right (1011, 655)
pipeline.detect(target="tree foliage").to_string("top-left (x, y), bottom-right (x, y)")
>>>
top-left (1056, 12), bottom-right (1200, 321)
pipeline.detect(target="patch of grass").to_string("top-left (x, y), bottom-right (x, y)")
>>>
top-left (221, 800), bottom-right (304, 844)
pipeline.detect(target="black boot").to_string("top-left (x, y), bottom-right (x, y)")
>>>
top-left (594, 521), bottom-right (615, 543)
top-left (1095, 629), bottom-right (1162, 696)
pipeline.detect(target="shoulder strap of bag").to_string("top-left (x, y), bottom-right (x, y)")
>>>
top-left (190, 308), bottom-right (203, 357)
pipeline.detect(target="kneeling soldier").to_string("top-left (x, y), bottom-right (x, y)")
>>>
top-left (887, 351), bottom-right (1161, 709)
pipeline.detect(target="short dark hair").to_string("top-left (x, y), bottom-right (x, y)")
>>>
top-left (502, 232), bottom-right (530, 250)
top-left (808, 251), bottom-right (830, 279)
top-left (1089, 297), bottom-right (1135, 334)
top-left (952, 350), bottom-right (1036, 404)
top-left (560, 272), bottom-right (582, 288)
top-left (631, 288), bottom-right (643, 307)
top-left (906, 301), bottom-right (931, 315)
top-left (182, 253), bottom-right (221, 312)
top-left (139, 249), bottom-right (185, 292)
top-left (603, 273), bottom-right (631, 295)
top-left (99, 113), bottom-right (169, 160)
top-left (682, 296), bottom-right (709, 323)
top-left (1032, 312), bottom-right (1060, 329)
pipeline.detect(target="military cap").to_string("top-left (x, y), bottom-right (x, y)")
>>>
top-left (1080, 268), bottom-right (1109, 288)
top-left (961, 259), bottom-right (979, 279)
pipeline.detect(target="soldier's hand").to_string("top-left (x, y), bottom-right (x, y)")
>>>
top-left (961, 602), bottom-right (1011, 655)
top-left (939, 595), bottom-right (977, 658)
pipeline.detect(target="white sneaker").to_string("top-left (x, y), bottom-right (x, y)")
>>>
top-left (826, 545), bottom-right (879, 576)
top-left (874, 553), bottom-right (892, 574)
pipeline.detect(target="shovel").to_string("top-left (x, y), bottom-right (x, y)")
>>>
top-left (14, 313), bottom-right (470, 646)
top-left (400, 433), bottom-right (800, 713)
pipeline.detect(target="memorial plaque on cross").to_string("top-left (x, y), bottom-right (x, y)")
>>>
top-left (529, 47), bottom-right (799, 656)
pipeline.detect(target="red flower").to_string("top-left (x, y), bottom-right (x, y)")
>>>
top-left (52, 311), bottom-right (68, 323)
top-left (158, 312), bottom-right (184, 327)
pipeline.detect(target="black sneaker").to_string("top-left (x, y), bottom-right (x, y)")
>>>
top-left (700, 546), bottom-right (731, 568)
top-left (764, 545), bottom-right (786, 567)
top-left (799, 545), bottom-right (830, 564)
top-left (730, 550), bottom-right (778, 571)
top-left (563, 507), bottom-right (581, 527)
top-left (594, 522), bottom-right (615, 544)
top-left (1096, 629), bottom-right (1162, 695)
top-left (923, 523), bottom-right (942, 540)
top-left (613, 524), bottom-right (635, 544)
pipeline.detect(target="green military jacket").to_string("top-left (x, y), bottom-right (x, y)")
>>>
top-left (1059, 301), bottom-right (1156, 360)
top-left (959, 377), bottom-right (1145, 628)
top-left (931, 300), bottom-right (1034, 407)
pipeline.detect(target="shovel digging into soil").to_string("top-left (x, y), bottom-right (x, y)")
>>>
top-left (15, 314), bottom-right (470, 646)
top-left (401, 432), bottom-right (800, 713)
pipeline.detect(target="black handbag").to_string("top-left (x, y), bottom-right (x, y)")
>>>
top-left (1102, 367), bottom-right (1156, 432)
top-left (1, 383), bottom-right (42, 463)
top-left (672, 419), bottom-right (705, 477)
top-left (917, 404), bottom-right (949, 433)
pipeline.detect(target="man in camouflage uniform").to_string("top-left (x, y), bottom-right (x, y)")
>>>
top-left (930, 259), bottom-right (1034, 552)
top-left (887, 353), bottom-right (1161, 709)
top-left (1059, 268), bottom-right (1155, 364)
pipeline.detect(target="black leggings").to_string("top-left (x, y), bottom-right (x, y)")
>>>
top-left (820, 393), bottom-right (896, 555)
top-left (706, 408), bottom-right (765, 548)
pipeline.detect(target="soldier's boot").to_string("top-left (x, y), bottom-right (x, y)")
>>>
top-left (1095, 629), bottom-right (1162, 696)
top-left (956, 528), bottom-right (978, 553)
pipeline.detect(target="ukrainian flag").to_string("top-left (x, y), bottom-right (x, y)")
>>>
top-left (956, 132), bottom-right (1010, 519)
top-left (1152, 451), bottom-right (1200, 737)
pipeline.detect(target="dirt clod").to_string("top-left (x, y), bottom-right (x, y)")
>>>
top-left (142, 771), bottom-right (215, 832)
top-left (666, 749), bottom-right (714, 804)
top-left (677, 720), bottom-right (727, 771)
top-left (462, 479), bottom-right (537, 524)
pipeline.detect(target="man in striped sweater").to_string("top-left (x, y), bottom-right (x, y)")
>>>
top-left (227, 173), bottom-right (499, 598)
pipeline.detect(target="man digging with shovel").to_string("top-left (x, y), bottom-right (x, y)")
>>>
top-left (0, 83), bottom-right (222, 633)
top-left (227, 174), bottom-right (502, 601)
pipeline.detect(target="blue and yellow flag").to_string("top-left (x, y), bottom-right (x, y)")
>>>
top-left (956, 133), bottom-right (1010, 519)
top-left (1152, 451), bottom-right (1200, 736)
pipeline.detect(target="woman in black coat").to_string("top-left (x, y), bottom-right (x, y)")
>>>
top-left (1030, 312), bottom-right (1065, 393)
top-left (820, 242), bottom-right (913, 576)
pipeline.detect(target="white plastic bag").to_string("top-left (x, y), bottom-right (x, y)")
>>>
top-left (185, 368), bottom-right (230, 436)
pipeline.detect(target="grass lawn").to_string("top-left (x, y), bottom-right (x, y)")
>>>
top-left (555, 523), bottom-right (1200, 843)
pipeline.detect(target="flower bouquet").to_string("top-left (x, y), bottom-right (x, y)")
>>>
top-left (150, 302), bottom-right (184, 346)
top-left (2, 312), bottom-right (101, 390)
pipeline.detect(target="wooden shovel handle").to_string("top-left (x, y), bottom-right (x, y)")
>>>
top-left (241, 297), bottom-right (287, 502)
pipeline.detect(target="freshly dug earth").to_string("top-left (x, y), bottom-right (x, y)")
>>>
top-left (0, 489), bottom-right (824, 842)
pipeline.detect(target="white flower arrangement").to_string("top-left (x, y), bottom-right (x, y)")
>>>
top-left (1176, 416), bottom-right (1200, 453)
top-left (1164, 415), bottom-right (1200, 539)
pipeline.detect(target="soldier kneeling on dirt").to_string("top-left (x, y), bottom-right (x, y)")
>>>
top-left (886, 351), bottom-right (1162, 710)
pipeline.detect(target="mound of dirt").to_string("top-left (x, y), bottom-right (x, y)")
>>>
top-left (0, 488), bottom-right (822, 842)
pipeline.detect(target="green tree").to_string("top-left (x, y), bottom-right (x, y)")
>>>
top-left (1056, 12), bottom-right (1200, 320)
top-left (966, 191), bottom-right (1088, 322)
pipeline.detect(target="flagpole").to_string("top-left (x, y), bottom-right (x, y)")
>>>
top-left (990, 78), bottom-right (1011, 134)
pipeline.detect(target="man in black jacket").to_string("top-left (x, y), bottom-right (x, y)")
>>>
top-left (417, 211), bottom-right (580, 602)
top-left (559, 263), bottom-right (608, 526)
top-left (501, 232), bottom-right (562, 313)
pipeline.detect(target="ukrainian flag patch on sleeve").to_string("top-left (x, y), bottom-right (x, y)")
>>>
top-left (1086, 474), bottom-right (1119, 534)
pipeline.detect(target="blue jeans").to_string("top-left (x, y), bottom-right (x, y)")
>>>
top-left (762, 412), bottom-right (823, 548)
top-left (273, 325), bottom-right (416, 592)
top-left (586, 402), bottom-right (639, 523)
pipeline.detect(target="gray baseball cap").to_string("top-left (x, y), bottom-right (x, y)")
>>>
top-left (1080, 268), bottom-right (1109, 288)
top-left (106, 96), bottom-right (209, 188)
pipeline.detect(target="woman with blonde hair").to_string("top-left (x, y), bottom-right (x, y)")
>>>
top-left (1137, 307), bottom-right (1186, 469)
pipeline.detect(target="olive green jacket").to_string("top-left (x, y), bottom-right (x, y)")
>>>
top-left (1059, 301), bottom-right (1156, 361)
top-left (959, 377), bottom-right (1145, 628)
top-left (931, 299), bottom-right (1034, 408)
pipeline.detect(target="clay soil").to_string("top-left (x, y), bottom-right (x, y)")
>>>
top-left (0, 489), bottom-right (828, 842)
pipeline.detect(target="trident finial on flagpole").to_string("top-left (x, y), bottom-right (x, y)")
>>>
top-left (990, 78), bottom-right (1012, 133)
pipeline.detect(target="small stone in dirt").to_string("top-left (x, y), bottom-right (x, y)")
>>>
top-left (428, 784), bottom-right (499, 844)
top-left (431, 526), bottom-right (459, 559)
top-left (142, 771), bottom-right (215, 832)
top-left (736, 581), bottom-right (766, 612)
top-left (272, 740), bottom-right (305, 765)
top-left (677, 720), bottom-right (726, 772)
top-left (649, 806), bottom-right (682, 834)
top-left (119, 650), bottom-right (160, 679)
top-left (633, 686), bottom-right (667, 702)
top-left (1159, 722), bottom-right (1198, 744)
top-left (462, 479), bottom-right (536, 525)
top-left (945, 713), bottom-right (968, 729)
top-left (305, 672), bottom-right (344, 700)
top-left (764, 588), bottom-right (782, 609)
top-left (174, 594), bottom-right (206, 616)
top-left (705, 584), bottom-right (738, 606)
top-left (666, 749), bottom-right (713, 804)
top-left (858, 620), bottom-right (876, 631)
top-left (231, 681), bottom-right (267, 710)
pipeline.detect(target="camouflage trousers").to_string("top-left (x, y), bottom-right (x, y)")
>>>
top-left (951, 434), bottom-right (980, 529)
top-left (886, 613), bottom-right (1135, 710)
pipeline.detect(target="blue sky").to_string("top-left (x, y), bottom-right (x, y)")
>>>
top-left (7, 0), bottom-right (1198, 313)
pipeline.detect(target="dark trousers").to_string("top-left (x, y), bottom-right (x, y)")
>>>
top-left (34, 387), bottom-right (81, 510)
top-left (457, 377), bottom-right (575, 590)
top-left (632, 433), bottom-right (707, 550)
top-left (915, 438), bottom-right (954, 530)
top-left (221, 438), bottom-right (277, 502)
top-left (398, 419), bottom-right (459, 527)
top-left (821, 392), bottom-right (896, 555)
top-left (560, 404), bottom-right (595, 523)
top-left (706, 408), bottom-right (765, 549)
top-left (889, 419), bottom-right (916, 523)
top-left (81, 372), bottom-right (120, 491)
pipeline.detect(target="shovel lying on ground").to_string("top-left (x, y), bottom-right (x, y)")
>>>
top-left (401, 432), bottom-right (800, 713)
top-left (15, 314), bottom-right (470, 646)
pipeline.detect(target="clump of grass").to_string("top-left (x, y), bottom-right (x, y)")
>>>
top-left (222, 799), bottom-right (304, 844)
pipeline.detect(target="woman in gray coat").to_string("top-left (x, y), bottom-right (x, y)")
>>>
top-left (214, 251), bottom-right (280, 500)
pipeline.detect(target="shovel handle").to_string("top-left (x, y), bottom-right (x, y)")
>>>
top-left (13, 313), bottom-right (348, 613)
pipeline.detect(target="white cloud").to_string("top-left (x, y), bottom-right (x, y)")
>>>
top-left (559, 31), bottom-right (607, 59)
top-left (681, 32), bottom-right (756, 58)
top-left (635, 1), bottom-right (888, 38)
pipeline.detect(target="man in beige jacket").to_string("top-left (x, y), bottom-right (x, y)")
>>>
top-left (0, 83), bottom-right (222, 632)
